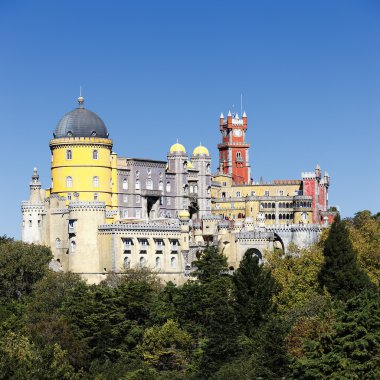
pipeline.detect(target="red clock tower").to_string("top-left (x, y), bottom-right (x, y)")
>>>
top-left (217, 111), bottom-right (251, 184)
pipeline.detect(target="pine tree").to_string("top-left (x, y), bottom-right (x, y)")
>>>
top-left (233, 249), bottom-right (279, 336)
top-left (318, 214), bottom-right (372, 301)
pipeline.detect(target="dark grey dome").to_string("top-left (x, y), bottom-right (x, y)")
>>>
top-left (53, 101), bottom-right (109, 139)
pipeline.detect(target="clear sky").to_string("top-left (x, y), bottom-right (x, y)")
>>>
top-left (0, 0), bottom-right (379, 239)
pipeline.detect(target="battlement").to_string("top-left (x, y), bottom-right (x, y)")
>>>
top-left (301, 171), bottom-right (316, 179)
top-left (68, 201), bottom-right (106, 211)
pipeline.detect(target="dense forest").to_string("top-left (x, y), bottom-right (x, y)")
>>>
top-left (0, 210), bottom-right (379, 379)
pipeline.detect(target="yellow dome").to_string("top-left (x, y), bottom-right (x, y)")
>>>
top-left (187, 161), bottom-right (194, 169)
top-left (178, 209), bottom-right (190, 219)
top-left (170, 142), bottom-right (186, 154)
top-left (193, 144), bottom-right (209, 156)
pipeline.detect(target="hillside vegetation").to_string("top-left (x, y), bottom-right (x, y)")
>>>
top-left (0, 211), bottom-right (379, 379)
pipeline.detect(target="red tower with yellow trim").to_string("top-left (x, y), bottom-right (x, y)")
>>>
top-left (217, 111), bottom-right (251, 184)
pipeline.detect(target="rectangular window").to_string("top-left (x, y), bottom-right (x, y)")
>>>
top-left (123, 194), bottom-right (128, 203)
top-left (264, 191), bottom-right (269, 196)
top-left (123, 210), bottom-right (129, 218)
top-left (67, 193), bottom-right (72, 201)
top-left (66, 150), bottom-right (72, 160)
top-left (167, 197), bottom-right (171, 206)
top-left (136, 209), bottom-right (141, 218)
top-left (136, 195), bottom-right (140, 203)
top-left (94, 193), bottom-right (98, 201)
top-left (279, 190), bottom-right (284, 196)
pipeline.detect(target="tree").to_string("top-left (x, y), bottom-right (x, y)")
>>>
top-left (141, 319), bottom-right (192, 372)
top-left (0, 240), bottom-right (52, 300)
top-left (233, 249), bottom-right (279, 336)
top-left (292, 291), bottom-right (380, 379)
top-left (266, 241), bottom-right (326, 313)
top-left (192, 246), bottom-right (229, 283)
top-left (318, 214), bottom-right (372, 301)
top-left (349, 210), bottom-right (380, 287)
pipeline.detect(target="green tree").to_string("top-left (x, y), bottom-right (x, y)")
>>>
top-left (266, 242), bottom-right (325, 313)
top-left (0, 240), bottom-right (52, 300)
top-left (233, 249), bottom-right (279, 336)
top-left (292, 291), bottom-right (380, 379)
top-left (349, 210), bottom-right (380, 286)
top-left (318, 214), bottom-right (372, 301)
top-left (141, 319), bottom-right (192, 371)
top-left (192, 246), bottom-right (229, 283)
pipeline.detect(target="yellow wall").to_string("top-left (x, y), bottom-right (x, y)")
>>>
top-left (50, 137), bottom-right (113, 207)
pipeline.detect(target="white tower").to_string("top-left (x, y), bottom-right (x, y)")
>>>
top-left (22, 168), bottom-right (45, 243)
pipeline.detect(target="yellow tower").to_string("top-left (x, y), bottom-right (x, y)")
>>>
top-left (50, 96), bottom-right (114, 207)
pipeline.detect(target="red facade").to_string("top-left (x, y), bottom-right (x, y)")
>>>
top-left (218, 112), bottom-right (251, 184)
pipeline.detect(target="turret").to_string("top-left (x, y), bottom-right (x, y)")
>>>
top-left (191, 144), bottom-right (211, 218)
top-left (22, 168), bottom-right (45, 244)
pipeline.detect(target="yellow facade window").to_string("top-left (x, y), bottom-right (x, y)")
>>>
top-left (93, 176), bottom-right (99, 188)
top-left (93, 149), bottom-right (98, 160)
top-left (66, 149), bottom-right (72, 160)
top-left (66, 176), bottom-right (73, 188)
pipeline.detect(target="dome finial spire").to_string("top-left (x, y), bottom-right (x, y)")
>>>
top-left (77, 86), bottom-right (84, 108)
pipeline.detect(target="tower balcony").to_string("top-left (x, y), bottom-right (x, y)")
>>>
top-left (217, 142), bottom-right (250, 149)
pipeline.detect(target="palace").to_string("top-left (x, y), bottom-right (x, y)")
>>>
top-left (22, 96), bottom-right (336, 283)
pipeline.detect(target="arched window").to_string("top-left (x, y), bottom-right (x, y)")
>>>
top-left (171, 257), bottom-right (176, 268)
top-left (93, 176), bottom-right (99, 188)
top-left (155, 256), bottom-right (161, 268)
top-left (66, 149), bottom-right (72, 160)
top-left (140, 256), bottom-right (146, 267)
top-left (302, 212), bottom-right (308, 221)
top-left (122, 178), bottom-right (128, 190)
top-left (158, 181), bottom-right (163, 191)
top-left (146, 179), bottom-right (153, 190)
top-left (236, 151), bottom-right (242, 159)
top-left (166, 182), bottom-right (171, 192)
top-left (123, 257), bottom-right (130, 269)
top-left (92, 149), bottom-right (98, 160)
top-left (279, 214), bottom-right (282, 220)
top-left (236, 191), bottom-right (241, 197)
top-left (206, 164), bottom-right (211, 174)
top-left (66, 176), bottom-right (73, 188)
top-left (190, 185), bottom-right (194, 193)
top-left (207, 187), bottom-right (211, 195)
top-left (194, 185), bottom-right (198, 193)
top-left (70, 240), bottom-right (76, 253)
top-left (272, 202), bottom-right (275, 208)
top-left (286, 214), bottom-right (290, 220)
top-left (183, 161), bottom-right (187, 170)
top-left (135, 179), bottom-right (140, 190)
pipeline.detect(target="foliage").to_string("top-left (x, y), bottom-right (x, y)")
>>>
top-left (292, 290), bottom-right (380, 379)
top-left (318, 214), bottom-right (373, 301)
top-left (349, 210), bottom-right (380, 286)
top-left (192, 245), bottom-right (229, 283)
top-left (0, 240), bottom-right (52, 300)
top-left (233, 249), bottom-right (279, 336)
top-left (0, 215), bottom-right (379, 379)
top-left (266, 241), bottom-right (324, 312)
top-left (141, 319), bottom-right (192, 371)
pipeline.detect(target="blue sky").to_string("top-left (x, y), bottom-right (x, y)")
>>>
top-left (0, 0), bottom-right (379, 238)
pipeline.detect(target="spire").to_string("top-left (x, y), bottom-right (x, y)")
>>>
top-left (243, 111), bottom-right (247, 117)
top-left (235, 113), bottom-right (239, 119)
top-left (228, 110), bottom-right (232, 117)
top-left (220, 112), bottom-right (224, 119)
top-left (77, 86), bottom-right (84, 108)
